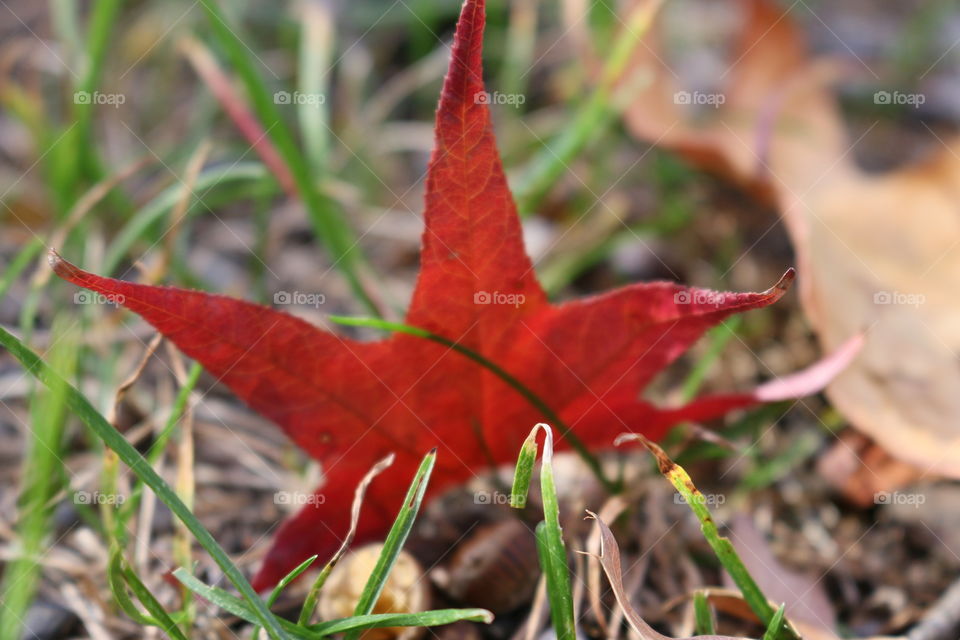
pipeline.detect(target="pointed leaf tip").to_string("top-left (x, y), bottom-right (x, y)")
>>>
top-left (47, 248), bottom-right (62, 270)
top-left (48, 249), bottom-right (81, 281)
top-left (407, 0), bottom-right (546, 332)
top-left (766, 268), bottom-right (795, 297)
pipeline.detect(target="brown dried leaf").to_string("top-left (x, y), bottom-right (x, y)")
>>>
top-left (585, 512), bottom-right (752, 640)
top-left (622, 0), bottom-right (960, 477)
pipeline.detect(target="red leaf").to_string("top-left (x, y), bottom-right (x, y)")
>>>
top-left (50, 0), bottom-right (854, 590)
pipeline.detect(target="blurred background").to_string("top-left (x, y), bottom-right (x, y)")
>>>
top-left (1, 0), bottom-right (959, 638)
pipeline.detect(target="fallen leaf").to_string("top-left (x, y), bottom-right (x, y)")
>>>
top-left (51, 0), bottom-right (853, 589)
top-left (622, 0), bottom-right (960, 478)
top-left (586, 511), bottom-right (754, 640)
top-left (815, 431), bottom-right (924, 508)
top-left (620, 0), bottom-right (845, 207)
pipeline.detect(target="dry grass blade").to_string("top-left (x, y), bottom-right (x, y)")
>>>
top-left (167, 342), bottom-right (197, 628)
top-left (297, 453), bottom-right (397, 625)
top-left (107, 333), bottom-right (163, 425)
top-left (153, 139), bottom-right (213, 282)
top-left (516, 574), bottom-right (548, 640)
top-left (584, 511), bottom-right (752, 640)
top-left (180, 36), bottom-right (296, 197)
top-left (586, 495), bottom-right (628, 636)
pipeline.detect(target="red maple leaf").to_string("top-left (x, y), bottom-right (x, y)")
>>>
top-left (51, 0), bottom-right (857, 590)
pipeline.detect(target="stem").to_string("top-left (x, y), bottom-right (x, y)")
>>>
top-left (328, 315), bottom-right (616, 493)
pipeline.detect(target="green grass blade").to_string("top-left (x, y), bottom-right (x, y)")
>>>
top-left (251, 555), bottom-right (318, 639)
top-left (122, 567), bottom-right (190, 640)
top-left (73, 0), bottom-right (122, 185)
top-left (312, 609), bottom-right (493, 636)
top-left (0, 321), bottom-right (76, 640)
top-left (107, 549), bottom-right (161, 627)
top-left (763, 604), bottom-right (787, 640)
top-left (522, 425), bottom-right (576, 640)
top-left (515, 95), bottom-right (618, 216)
top-left (298, 454), bottom-right (395, 627)
top-left (0, 327), bottom-right (291, 640)
top-left (514, 0), bottom-right (661, 216)
top-left (345, 450), bottom-right (436, 640)
top-left (298, 0), bottom-right (334, 174)
top-left (327, 315), bottom-right (615, 493)
top-left (615, 433), bottom-right (800, 640)
top-left (197, 0), bottom-right (380, 316)
top-left (680, 317), bottom-right (742, 402)
top-left (270, 555), bottom-right (318, 609)
top-left (0, 238), bottom-right (43, 300)
top-left (510, 431), bottom-right (538, 509)
top-left (534, 522), bottom-right (576, 640)
top-left (693, 590), bottom-right (716, 636)
top-left (175, 569), bottom-right (490, 638)
top-left (738, 430), bottom-right (821, 492)
top-left (108, 548), bottom-right (189, 640)
top-left (173, 570), bottom-right (299, 634)
top-left (104, 162), bottom-right (271, 274)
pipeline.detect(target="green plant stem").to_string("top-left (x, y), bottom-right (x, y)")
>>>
top-left (328, 315), bottom-right (616, 493)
